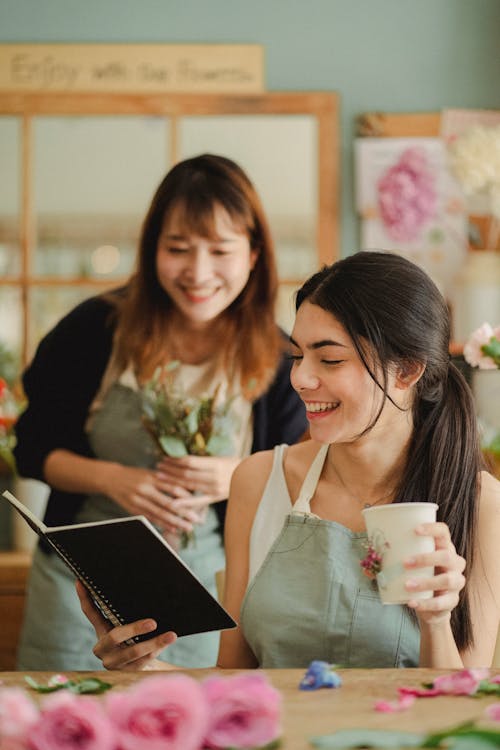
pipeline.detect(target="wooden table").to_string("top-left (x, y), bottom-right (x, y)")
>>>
top-left (0, 668), bottom-right (498, 749)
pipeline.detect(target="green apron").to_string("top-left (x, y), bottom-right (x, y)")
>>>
top-left (240, 448), bottom-right (420, 668)
top-left (17, 382), bottom-right (224, 670)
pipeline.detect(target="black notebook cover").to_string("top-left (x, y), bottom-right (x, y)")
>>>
top-left (2, 490), bottom-right (236, 642)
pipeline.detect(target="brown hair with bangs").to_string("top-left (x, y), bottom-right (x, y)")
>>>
top-left (110, 153), bottom-right (283, 399)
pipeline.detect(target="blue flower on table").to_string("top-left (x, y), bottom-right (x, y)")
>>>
top-left (299, 660), bottom-right (342, 690)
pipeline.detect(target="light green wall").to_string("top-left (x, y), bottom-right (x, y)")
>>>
top-left (1, 0), bottom-right (499, 255)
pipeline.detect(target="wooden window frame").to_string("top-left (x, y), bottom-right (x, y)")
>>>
top-left (0, 91), bottom-right (339, 366)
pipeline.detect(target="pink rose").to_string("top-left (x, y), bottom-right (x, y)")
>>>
top-left (27, 692), bottom-right (115, 750)
top-left (398, 686), bottom-right (442, 697)
top-left (0, 688), bottom-right (39, 747)
top-left (463, 322), bottom-right (500, 370)
top-left (432, 668), bottom-right (489, 696)
top-left (398, 668), bottom-right (491, 699)
top-left (485, 702), bottom-right (500, 721)
top-left (0, 739), bottom-right (29, 750)
top-left (374, 694), bottom-right (416, 713)
top-left (203, 673), bottom-right (282, 750)
top-left (106, 674), bottom-right (208, 750)
top-left (377, 147), bottom-right (437, 242)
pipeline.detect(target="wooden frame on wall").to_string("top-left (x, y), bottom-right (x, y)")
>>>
top-left (356, 111), bottom-right (440, 138)
top-left (0, 90), bottom-right (339, 367)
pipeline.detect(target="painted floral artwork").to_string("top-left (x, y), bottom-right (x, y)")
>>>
top-left (355, 137), bottom-right (468, 295)
top-left (377, 147), bottom-right (437, 243)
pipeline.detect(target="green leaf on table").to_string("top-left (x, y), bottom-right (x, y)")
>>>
top-left (477, 680), bottom-right (500, 696)
top-left (24, 675), bottom-right (65, 693)
top-left (422, 721), bottom-right (500, 748)
top-left (309, 728), bottom-right (424, 748)
top-left (225, 741), bottom-right (281, 750)
top-left (447, 738), bottom-right (500, 750)
top-left (24, 675), bottom-right (112, 695)
top-left (66, 678), bottom-right (112, 694)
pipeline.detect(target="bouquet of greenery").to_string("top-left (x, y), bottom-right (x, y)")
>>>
top-left (140, 362), bottom-right (240, 546)
top-left (141, 361), bottom-right (238, 459)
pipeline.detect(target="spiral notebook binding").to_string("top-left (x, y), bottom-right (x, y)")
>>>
top-left (48, 537), bottom-right (124, 627)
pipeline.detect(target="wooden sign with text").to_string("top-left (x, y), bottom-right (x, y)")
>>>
top-left (0, 44), bottom-right (264, 93)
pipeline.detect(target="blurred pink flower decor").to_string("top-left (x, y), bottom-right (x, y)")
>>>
top-left (398, 668), bottom-right (491, 698)
top-left (374, 668), bottom-right (500, 714)
top-left (463, 322), bottom-right (500, 370)
top-left (486, 703), bottom-right (500, 722)
top-left (203, 673), bottom-right (282, 749)
top-left (377, 147), bottom-right (438, 242)
top-left (463, 322), bottom-right (500, 463)
top-left (0, 672), bottom-right (282, 750)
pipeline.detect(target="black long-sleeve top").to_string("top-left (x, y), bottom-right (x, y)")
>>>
top-left (14, 291), bottom-right (307, 530)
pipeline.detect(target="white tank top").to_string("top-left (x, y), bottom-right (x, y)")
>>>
top-left (248, 442), bottom-right (329, 582)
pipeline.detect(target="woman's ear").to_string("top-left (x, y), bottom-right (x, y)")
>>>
top-left (394, 360), bottom-right (426, 390)
top-left (249, 247), bottom-right (259, 271)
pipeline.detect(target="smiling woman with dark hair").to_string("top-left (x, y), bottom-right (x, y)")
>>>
top-left (80, 251), bottom-right (499, 671)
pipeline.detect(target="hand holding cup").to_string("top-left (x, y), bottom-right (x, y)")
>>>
top-left (362, 502), bottom-right (438, 604)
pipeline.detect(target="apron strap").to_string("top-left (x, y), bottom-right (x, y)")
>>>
top-left (293, 443), bottom-right (329, 513)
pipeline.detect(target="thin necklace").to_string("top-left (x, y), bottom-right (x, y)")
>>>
top-left (330, 462), bottom-right (395, 510)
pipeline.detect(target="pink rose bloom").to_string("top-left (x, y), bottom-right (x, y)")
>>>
top-left (398, 686), bottom-right (442, 697)
top-left (0, 739), bottom-right (29, 750)
top-left (485, 702), bottom-right (500, 721)
top-left (106, 674), bottom-right (208, 750)
top-left (377, 147), bottom-right (437, 242)
top-left (47, 675), bottom-right (70, 688)
top-left (374, 694), bottom-right (416, 713)
top-left (463, 322), bottom-right (500, 369)
top-left (432, 668), bottom-right (490, 696)
top-left (0, 688), bottom-right (39, 747)
top-left (203, 672), bottom-right (282, 750)
top-left (27, 692), bottom-right (115, 750)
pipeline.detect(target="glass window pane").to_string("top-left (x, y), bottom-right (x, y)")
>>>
top-left (0, 117), bottom-right (21, 276)
top-left (33, 116), bottom-right (170, 279)
top-left (0, 287), bottom-right (22, 380)
top-left (179, 115), bottom-right (318, 280)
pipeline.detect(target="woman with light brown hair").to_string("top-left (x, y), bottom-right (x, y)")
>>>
top-left (14, 154), bottom-right (307, 670)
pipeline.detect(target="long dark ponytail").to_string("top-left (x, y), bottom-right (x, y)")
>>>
top-left (296, 251), bottom-right (484, 650)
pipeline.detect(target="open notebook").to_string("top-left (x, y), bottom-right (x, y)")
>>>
top-left (2, 490), bottom-right (236, 642)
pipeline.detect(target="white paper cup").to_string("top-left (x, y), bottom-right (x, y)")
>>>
top-left (362, 502), bottom-right (438, 605)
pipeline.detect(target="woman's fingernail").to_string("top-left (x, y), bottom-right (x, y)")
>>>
top-left (141, 620), bottom-right (157, 633)
top-left (405, 579), bottom-right (418, 590)
top-left (404, 557), bottom-right (416, 566)
top-left (161, 631), bottom-right (177, 645)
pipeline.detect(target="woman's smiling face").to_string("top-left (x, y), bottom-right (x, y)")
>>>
top-left (155, 203), bottom-right (257, 329)
top-left (289, 301), bottom-right (391, 445)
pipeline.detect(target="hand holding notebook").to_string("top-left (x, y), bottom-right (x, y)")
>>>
top-left (2, 490), bottom-right (236, 643)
